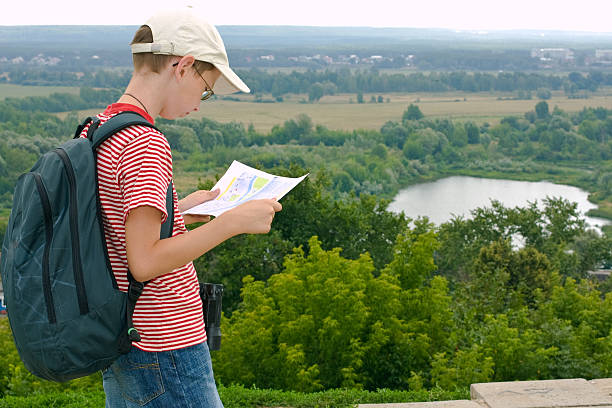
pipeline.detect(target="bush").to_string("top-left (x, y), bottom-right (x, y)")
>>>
top-left (0, 319), bottom-right (101, 398)
top-left (0, 391), bottom-right (105, 408)
top-left (218, 385), bottom-right (469, 408)
top-left (0, 386), bottom-right (469, 408)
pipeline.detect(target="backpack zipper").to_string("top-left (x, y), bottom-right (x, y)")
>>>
top-left (33, 173), bottom-right (57, 324)
top-left (54, 148), bottom-right (89, 316)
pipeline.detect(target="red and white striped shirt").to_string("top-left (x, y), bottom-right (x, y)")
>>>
top-left (79, 103), bottom-right (206, 352)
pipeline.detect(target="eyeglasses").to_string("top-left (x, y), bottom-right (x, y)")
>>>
top-left (172, 62), bottom-right (215, 101)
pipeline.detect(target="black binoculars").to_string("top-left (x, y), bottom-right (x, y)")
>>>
top-left (199, 283), bottom-right (224, 351)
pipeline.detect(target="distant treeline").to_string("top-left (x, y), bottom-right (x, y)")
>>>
top-left (1, 87), bottom-right (122, 113)
top-left (2, 69), bottom-right (132, 88)
top-left (0, 45), bottom-right (599, 71)
top-left (2, 69), bottom-right (611, 100)
top-left (240, 69), bottom-right (609, 97)
top-left (0, 47), bottom-right (545, 71)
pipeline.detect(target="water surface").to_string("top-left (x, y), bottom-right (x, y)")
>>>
top-left (388, 176), bottom-right (610, 230)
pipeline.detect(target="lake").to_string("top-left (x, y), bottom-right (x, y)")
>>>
top-left (388, 176), bottom-right (610, 230)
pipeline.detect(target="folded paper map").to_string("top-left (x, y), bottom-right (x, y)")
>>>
top-left (183, 161), bottom-right (308, 217)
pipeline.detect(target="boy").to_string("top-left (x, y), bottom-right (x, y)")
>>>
top-left (80, 8), bottom-right (281, 407)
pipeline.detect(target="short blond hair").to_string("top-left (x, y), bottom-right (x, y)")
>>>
top-left (131, 25), bottom-right (214, 74)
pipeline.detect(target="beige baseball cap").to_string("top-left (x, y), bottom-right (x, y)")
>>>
top-left (131, 8), bottom-right (250, 95)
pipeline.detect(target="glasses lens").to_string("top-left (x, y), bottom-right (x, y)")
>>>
top-left (201, 90), bottom-right (213, 101)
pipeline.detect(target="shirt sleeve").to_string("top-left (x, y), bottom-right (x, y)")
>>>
top-left (117, 128), bottom-right (173, 225)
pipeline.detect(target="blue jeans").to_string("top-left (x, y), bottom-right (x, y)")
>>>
top-left (102, 342), bottom-right (223, 407)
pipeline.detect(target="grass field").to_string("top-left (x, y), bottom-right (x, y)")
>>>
top-left (0, 83), bottom-right (80, 99)
top-left (181, 90), bottom-right (612, 132)
top-left (33, 84), bottom-right (612, 132)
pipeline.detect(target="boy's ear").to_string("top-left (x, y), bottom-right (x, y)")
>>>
top-left (172, 55), bottom-right (196, 79)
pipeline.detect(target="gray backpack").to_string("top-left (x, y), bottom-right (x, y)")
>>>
top-left (1, 111), bottom-right (173, 382)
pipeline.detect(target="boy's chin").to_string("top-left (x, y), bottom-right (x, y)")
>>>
top-left (159, 112), bottom-right (178, 120)
top-left (160, 111), bottom-right (190, 120)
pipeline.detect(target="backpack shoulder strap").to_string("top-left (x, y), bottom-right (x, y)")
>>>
top-left (88, 111), bottom-right (173, 239)
top-left (160, 183), bottom-right (175, 240)
top-left (90, 111), bottom-right (161, 151)
top-left (74, 116), bottom-right (96, 139)
top-left (89, 111), bottom-right (176, 351)
top-left (123, 180), bottom-right (174, 346)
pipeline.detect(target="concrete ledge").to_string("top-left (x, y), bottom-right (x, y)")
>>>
top-left (357, 378), bottom-right (612, 407)
top-left (358, 401), bottom-right (483, 408)
top-left (471, 378), bottom-right (612, 408)
top-left (591, 379), bottom-right (612, 397)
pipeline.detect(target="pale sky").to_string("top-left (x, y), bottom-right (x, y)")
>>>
top-left (2, 0), bottom-right (612, 33)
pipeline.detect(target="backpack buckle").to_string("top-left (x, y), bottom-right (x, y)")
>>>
top-left (127, 327), bottom-right (141, 342)
top-left (127, 280), bottom-right (144, 302)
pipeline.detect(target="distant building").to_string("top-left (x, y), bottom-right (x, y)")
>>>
top-left (30, 54), bottom-right (61, 66)
top-left (588, 269), bottom-right (611, 282)
top-left (595, 49), bottom-right (612, 61)
top-left (531, 48), bottom-right (574, 61)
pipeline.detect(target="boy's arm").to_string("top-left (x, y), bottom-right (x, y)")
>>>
top-left (125, 198), bottom-right (281, 282)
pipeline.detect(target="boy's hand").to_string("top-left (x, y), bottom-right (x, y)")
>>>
top-left (179, 189), bottom-right (220, 225)
top-left (219, 198), bottom-right (282, 235)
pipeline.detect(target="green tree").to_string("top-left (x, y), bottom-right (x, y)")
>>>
top-left (535, 101), bottom-right (550, 119)
top-left (537, 88), bottom-right (552, 100)
top-left (465, 121), bottom-right (480, 144)
top-left (214, 237), bottom-right (377, 390)
top-left (382, 220), bottom-right (440, 290)
top-left (479, 313), bottom-right (557, 381)
top-left (371, 143), bottom-right (388, 159)
top-left (403, 104), bottom-right (424, 121)
top-left (308, 83), bottom-right (324, 102)
top-left (542, 197), bottom-right (586, 245)
top-left (381, 121), bottom-right (409, 149)
top-left (403, 128), bottom-right (447, 160)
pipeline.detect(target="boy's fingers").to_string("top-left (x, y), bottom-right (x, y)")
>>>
top-left (271, 200), bottom-right (282, 212)
top-left (200, 189), bottom-right (220, 203)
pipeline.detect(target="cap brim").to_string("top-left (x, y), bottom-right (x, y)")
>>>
top-left (212, 64), bottom-right (250, 94)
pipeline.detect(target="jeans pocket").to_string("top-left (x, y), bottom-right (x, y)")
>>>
top-left (113, 348), bottom-right (165, 406)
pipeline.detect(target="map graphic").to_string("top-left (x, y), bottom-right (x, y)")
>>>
top-left (184, 161), bottom-right (308, 217)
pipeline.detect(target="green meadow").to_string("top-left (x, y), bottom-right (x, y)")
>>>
top-left (0, 84), bottom-right (80, 99)
top-left (47, 87), bottom-right (612, 133)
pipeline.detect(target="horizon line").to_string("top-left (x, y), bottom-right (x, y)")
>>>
top-left (1, 24), bottom-right (612, 35)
